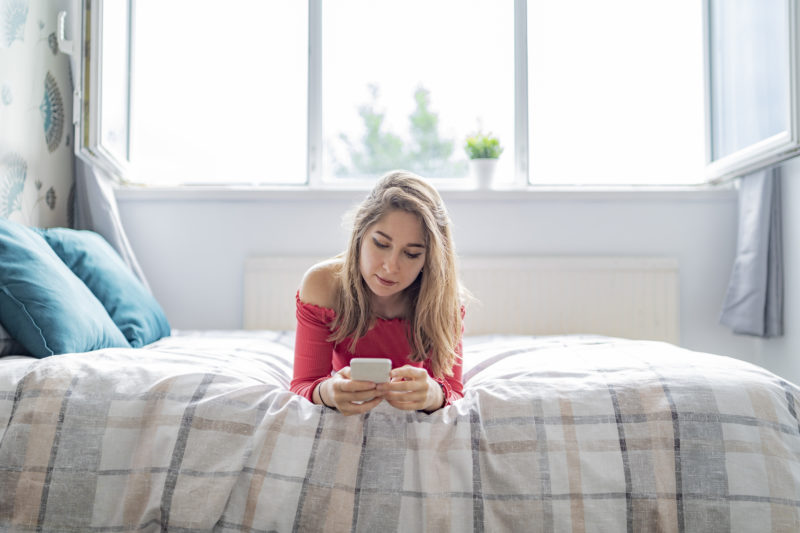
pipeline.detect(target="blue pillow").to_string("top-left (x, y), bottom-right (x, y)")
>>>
top-left (36, 227), bottom-right (171, 347)
top-left (0, 323), bottom-right (27, 356)
top-left (0, 218), bottom-right (130, 357)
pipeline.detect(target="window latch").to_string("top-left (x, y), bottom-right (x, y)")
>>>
top-left (57, 11), bottom-right (74, 56)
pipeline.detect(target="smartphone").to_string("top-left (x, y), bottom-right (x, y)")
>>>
top-left (350, 358), bottom-right (392, 383)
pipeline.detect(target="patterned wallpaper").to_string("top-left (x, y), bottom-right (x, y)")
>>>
top-left (0, 0), bottom-right (74, 228)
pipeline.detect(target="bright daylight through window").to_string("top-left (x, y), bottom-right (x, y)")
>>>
top-left (528, 0), bottom-right (705, 185)
top-left (321, 0), bottom-right (514, 186)
top-left (121, 0), bottom-right (705, 187)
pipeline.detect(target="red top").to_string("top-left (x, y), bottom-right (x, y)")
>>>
top-left (291, 292), bottom-right (464, 406)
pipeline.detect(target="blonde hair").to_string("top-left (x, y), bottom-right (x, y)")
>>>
top-left (329, 170), bottom-right (463, 378)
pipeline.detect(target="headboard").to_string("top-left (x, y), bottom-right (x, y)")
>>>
top-left (243, 256), bottom-right (680, 343)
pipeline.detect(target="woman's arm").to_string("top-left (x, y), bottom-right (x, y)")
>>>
top-left (291, 262), bottom-right (386, 415)
top-left (290, 263), bottom-right (339, 401)
top-left (436, 338), bottom-right (465, 405)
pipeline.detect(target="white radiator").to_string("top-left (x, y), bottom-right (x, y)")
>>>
top-left (243, 256), bottom-right (680, 343)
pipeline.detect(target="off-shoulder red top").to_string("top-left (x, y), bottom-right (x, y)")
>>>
top-left (290, 292), bottom-right (464, 406)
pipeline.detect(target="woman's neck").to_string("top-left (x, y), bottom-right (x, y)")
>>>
top-left (370, 292), bottom-right (408, 320)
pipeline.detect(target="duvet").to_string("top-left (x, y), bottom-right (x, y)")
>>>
top-left (1, 331), bottom-right (799, 532)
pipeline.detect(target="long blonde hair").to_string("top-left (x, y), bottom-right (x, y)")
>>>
top-left (329, 170), bottom-right (463, 378)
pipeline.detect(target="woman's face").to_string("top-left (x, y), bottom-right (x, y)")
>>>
top-left (359, 209), bottom-right (427, 304)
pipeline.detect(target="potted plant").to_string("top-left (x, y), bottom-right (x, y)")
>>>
top-left (464, 131), bottom-right (503, 189)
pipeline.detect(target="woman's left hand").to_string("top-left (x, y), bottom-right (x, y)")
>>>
top-left (376, 365), bottom-right (444, 412)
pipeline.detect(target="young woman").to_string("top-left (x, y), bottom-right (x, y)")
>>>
top-left (290, 170), bottom-right (466, 415)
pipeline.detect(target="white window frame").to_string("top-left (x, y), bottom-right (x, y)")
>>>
top-left (72, 0), bottom-right (134, 181)
top-left (703, 0), bottom-right (800, 183)
top-left (72, 0), bottom-right (798, 189)
top-left (306, 0), bottom-right (322, 187)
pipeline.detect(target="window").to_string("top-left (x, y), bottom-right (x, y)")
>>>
top-left (528, 0), bottom-right (705, 185)
top-left (76, 0), bottom-right (798, 188)
top-left (78, 0), bottom-right (132, 177)
top-left (98, 1), bottom-right (130, 167)
top-left (320, 0), bottom-right (514, 186)
top-left (705, 0), bottom-right (800, 181)
top-left (131, 0), bottom-right (308, 185)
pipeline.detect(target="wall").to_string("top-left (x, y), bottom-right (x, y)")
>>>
top-left (115, 186), bottom-right (771, 379)
top-left (0, 0), bottom-right (74, 227)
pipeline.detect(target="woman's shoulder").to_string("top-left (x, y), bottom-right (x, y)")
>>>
top-left (298, 257), bottom-right (342, 309)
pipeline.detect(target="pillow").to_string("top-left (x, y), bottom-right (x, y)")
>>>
top-left (36, 227), bottom-right (171, 347)
top-left (0, 218), bottom-right (130, 357)
top-left (0, 323), bottom-right (28, 356)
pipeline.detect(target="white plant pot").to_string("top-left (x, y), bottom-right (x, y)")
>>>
top-left (470, 158), bottom-right (498, 189)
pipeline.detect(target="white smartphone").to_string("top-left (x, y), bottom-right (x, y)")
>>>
top-left (349, 358), bottom-right (392, 383)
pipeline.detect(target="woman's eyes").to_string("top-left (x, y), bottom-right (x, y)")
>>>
top-left (372, 238), bottom-right (422, 259)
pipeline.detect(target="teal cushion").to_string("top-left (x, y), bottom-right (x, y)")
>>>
top-left (36, 227), bottom-right (171, 347)
top-left (0, 323), bottom-right (27, 356)
top-left (0, 218), bottom-right (130, 357)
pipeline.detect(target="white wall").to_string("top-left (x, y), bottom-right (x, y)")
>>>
top-left (116, 185), bottom-right (776, 379)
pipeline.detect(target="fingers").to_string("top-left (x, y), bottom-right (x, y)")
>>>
top-left (377, 381), bottom-right (427, 410)
top-left (330, 382), bottom-right (379, 401)
top-left (389, 365), bottom-right (427, 381)
top-left (325, 374), bottom-right (385, 416)
top-left (377, 369), bottom-right (441, 411)
top-left (384, 396), bottom-right (425, 411)
top-left (341, 380), bottom-right (379, 393)
top-left (383, 393), bottom-right (426, 409)
top-left (339, 396), bottom-right (383, 416)
top-left (378, 366), bottom-right (426, 394)
top-left (378, 382), bottom-right (425, 399)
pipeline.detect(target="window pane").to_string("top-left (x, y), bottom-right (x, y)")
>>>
top-left (322, 0), bottom-right (514, 185)
top-left (131, 0), bottom-right (307, 185)
top-left (709, 0), bottom-right (789, 161)
top-left (528, 0), bottom-right (706, 185)
top-left (99, 0), bottom-right (130, 162)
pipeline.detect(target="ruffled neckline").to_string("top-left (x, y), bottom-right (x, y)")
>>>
top-left (295, 291), bottom-right (407, 323)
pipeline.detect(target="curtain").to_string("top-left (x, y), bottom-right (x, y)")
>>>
top-left (72, 156), bottom-right (151, 292)
top-left (719, 166), bottom-right (783, 337)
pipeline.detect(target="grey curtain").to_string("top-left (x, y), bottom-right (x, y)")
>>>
top-left (719, 166), bottom-right (783, 337)
top-left (72, 156), bottom-right (151, 292)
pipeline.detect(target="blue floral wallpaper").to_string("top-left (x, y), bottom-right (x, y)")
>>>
top-left (0, 0), bottom-right (74, 227)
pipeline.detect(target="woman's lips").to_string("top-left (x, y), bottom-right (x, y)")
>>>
top-left (376, 275), bottom-right (397, 286)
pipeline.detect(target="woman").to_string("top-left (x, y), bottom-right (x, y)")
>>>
top-left (290, 170), bottom-right (466, 415)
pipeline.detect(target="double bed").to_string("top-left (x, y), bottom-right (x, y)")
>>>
top-left (1, 219), bottom-right (799, 531)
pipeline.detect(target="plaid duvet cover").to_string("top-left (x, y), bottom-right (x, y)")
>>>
top-left (0, 331), bottom-right (799, 532)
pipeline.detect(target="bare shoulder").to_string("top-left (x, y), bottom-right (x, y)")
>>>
top-left (298, 258), bottom-right (342, 309)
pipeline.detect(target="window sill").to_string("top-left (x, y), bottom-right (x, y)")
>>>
top-left (114, 182), bottom-right (737, 203)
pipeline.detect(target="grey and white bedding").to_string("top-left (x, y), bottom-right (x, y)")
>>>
top-left (1, 331), bottom-right (799, 532)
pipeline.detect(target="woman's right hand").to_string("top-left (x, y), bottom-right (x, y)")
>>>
top-left (319, 367), bottom-right (384, 416)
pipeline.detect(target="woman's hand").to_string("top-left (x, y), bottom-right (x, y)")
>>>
top-left (376, 365), bottom-right (444, 412)
top-left (318, 367), bottom-right (384, 416)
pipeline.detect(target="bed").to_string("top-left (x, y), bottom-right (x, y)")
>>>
top-left (1, 220), bottom-right (800, 531)
top-left (2, 331), bottom-right (800, 531)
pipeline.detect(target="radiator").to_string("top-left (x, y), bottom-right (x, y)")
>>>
top-left (243, 256), bottom-right (680, 343)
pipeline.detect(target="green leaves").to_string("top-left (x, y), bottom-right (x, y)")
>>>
top-left (335, 84), bottom-right (468, 178)
top-left (464, 132), bottom-right (503, 159)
